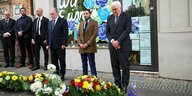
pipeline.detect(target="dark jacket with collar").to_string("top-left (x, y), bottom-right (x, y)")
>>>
top-left (0, 18), bottom-right (16, 39)
top-left (106, 12), bottom-right (132, 52)
top-left (15, 15), bottom-right (32, 39)
top-left (32, 16), bottom-right (49, 40)
top-left (47, 17), bottom-right (68, 49)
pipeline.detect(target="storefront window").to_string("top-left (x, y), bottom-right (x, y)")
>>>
top-left (56, 0), bottom-right (154, 66)
top-left (123, 0), bottom-right (152, 66)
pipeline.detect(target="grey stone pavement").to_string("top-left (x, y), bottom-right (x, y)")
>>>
top-left (0, 64), bottom-right (191, 96)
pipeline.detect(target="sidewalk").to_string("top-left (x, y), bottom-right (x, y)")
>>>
top-left (0, 66), bottom-right (191, 96)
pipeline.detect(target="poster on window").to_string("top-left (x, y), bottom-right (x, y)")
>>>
top-left (140, 33), bottom-right (151, 50)
top-left (132, 40), bottom-right (140, 51)
top-left (139, 16), bottom-right (150, 32)
top-left (140, 50), bottom-right (151, 65)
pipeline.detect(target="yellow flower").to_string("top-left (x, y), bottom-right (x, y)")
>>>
top-left (23, 76), bottom-right (28, 81)
top-left (7, 72), bottom-right (15, 75)
top-left (0, 78), bottom-right (3, 82)
top-left (90, 78), bottom-right (95, 82)
top-left (82, 75), bottom-right (88, 79)
top-left (2, 71), bottom-right (8, 75)
top-left (28, 75), bottom-right (34, 81)
top-left (35, 73), bottom-right (42, 78)
top-left (95, 85), bottom-right (101, 91)
top-left (83, 81), bottom-right (89, 89)
top-left (0, 73), bottom-right (3, 77)
top-left (5, 76), bottom-right (10, 80)
top-left (12, 76), bottom-right (18, 81)
top-left (39, 77), bottom-right (44, 81)
top-left (74, 79), bottom-right (81, 82)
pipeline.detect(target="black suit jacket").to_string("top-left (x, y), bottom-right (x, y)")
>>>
top-left (106, 12), bottom-right (132, 52)
top-left (47, 17), bottom-right (68, 49)
top-left (15, 15), bottom-right (32, 39)
top-left (0, 18), bottom-right (16, 40)
top-left (32, 16), bottom-right (49, 40)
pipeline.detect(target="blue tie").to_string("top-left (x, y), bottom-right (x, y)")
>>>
top-left (84, 20), bottom-right (88, 32)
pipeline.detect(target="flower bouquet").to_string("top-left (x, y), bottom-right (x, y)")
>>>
top-left (30, 64), bottom-right (69, 96)
top-left (0, 71), bottom-right (30, 91)
top-left (69, 75), bottom-right (125, 96)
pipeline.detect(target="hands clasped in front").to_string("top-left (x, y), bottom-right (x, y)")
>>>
top-left (111, 39), bottom-right (121, 49)
top-left (79, 43), bottom-right (88, 49)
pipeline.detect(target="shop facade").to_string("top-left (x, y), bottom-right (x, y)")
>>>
top-left (0, 0), bottom-right (192, 80)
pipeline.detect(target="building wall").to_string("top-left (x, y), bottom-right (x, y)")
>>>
top-left (158, 0), bottom-right (192, 80)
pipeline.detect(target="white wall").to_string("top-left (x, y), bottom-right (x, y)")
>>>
top-left (158, 0), bottom-right (192, 80)
top-left (40, 48), bottom-right (112, 73)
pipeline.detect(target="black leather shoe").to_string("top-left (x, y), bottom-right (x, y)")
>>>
top-left (122, 86), bottom-right (128, 93)
top-left (4, 64), bottom-right (10, 68)
top-left (16, 64), bottom-right (25, 68)
top-left (31, 66), bottom-right (40, 71)
top-left (10, 64), bottom-right (14, 67)
top-left (60, 75), bottom-right (65, 81)
top-left (44, 65), bottom-right (48, 71)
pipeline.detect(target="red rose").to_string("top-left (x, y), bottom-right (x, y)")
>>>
top-left (84, 89), bottom-right (89, 93)
top-left (107, 83), bottom-right (111, 88)
top-left (77, 81), bottom-right (83, 87)
top-left (85, 77), bottom-right (91, 82)
top-left (70, 80), bottom-right (75, 86)
top-left (93, 82), bottom-right (100, 89)
top-left (44, 79), bottom-right (49, 84)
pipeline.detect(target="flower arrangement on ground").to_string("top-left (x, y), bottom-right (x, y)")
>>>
top-left (30, 64), bottom-right (69, 96)
top-left (69, 75), bottom-right (125, 96)
top-left (0, 71), bottom-right (30, 91)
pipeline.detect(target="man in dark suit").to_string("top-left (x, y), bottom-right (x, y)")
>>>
top-left (106, 1), bottom-right (132, 92)
top-left (46, 8), bottom-right (68, 81)
top-left (31, 8), bottom-right (49, 71)
top-left (0, 11), bottom-right (15, 67)
top-left (78, 9), bottom-right (98, 76)
top-left (15, 7), bottom-right (33, 69)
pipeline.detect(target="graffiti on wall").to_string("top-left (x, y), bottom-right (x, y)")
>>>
top-left (57, 0), bottom-right (112, 43)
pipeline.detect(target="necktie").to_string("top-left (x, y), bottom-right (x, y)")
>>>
top-left (52, 20), bottom-right (55, 30)
top-left (5, 20), bottom-right (9, 27)
top-left (36, 18), bottom-right (40, 35)
top-left (84, 20), bottom-right (88, 32)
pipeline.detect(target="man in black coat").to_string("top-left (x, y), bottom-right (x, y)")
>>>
top-left (106, 1), bottom-right (132, 92)
top-left (15, 7), bottom-right (33, 69)
top-left (0, 11), bottom-right (16, 67)
top-left (31, 8), bottom-right (49, 71)
top-left (47, 8), bottom-right (68, 81)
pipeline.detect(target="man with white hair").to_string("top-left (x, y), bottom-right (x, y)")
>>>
top-left (106, 1), bottom-right (132, 92)
top-left (0, 11), bottom-right (16, 68)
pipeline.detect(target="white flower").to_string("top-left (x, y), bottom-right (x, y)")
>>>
top-left (30, 81), bottom-right (43, 92)
top-left (35, 78), bottom-right (40, 82)
top-left (55, 90), bottom-right (60, 96)
top-left (47, 64), bottom-right (56, 71)
top-left (59, 83), bottom-right (66, 93)
top-left (43, 87), bottom-right (53, 94)
top-left (49, 74), bottom-right (61, 81)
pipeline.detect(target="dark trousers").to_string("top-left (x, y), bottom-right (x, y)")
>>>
top-left (51, 48), bottom-right (66, 75)
top-left (109, 50), bottom-right (130, 87)
top-left (81, 53), bottom-right (97, 76)
top-left (34, 36), bottom-right (48, 67)
top-left (18, 37), bottom-right (33, 65)
top-left (2, 38), bottom-right (15, 65)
